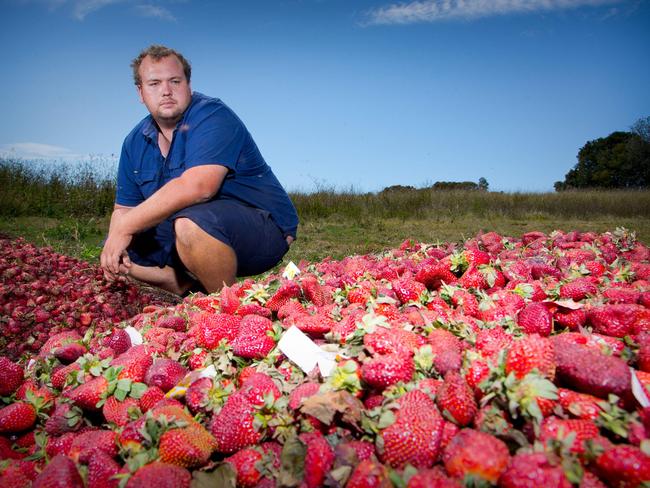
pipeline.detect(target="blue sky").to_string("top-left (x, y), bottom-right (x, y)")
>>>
top-left (1, 0), bottom-right (648, 193)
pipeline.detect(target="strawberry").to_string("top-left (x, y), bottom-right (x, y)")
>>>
top-left (231, 315), bottom-right (276, 359)
top-left (45, 399), bottom-right (83, 435)
top-left (505, 334), bottom-right (556, 380)
top-left (364, 327), bottom-right (423, 356)
top-left (539, 416), bottom-right (599, 454)
top-left (155, 314), bottom-right (187, 331)
top-left (436, 371), bottom-right (477, 427)
top-left (0, 401), bottom-right (36, 433)
top-left (125, 462), bottom-right (191, 488)
top-left (594, 444), bottom-right (650, 488)
top-left (415, 260), bottom-right (458, 290)
top-left (406, 467), bottom-right (460, 488)
top-left (158, 423), bottom-right (217, 468)
top-left (552, 334), bottom-right (633, 404)
top-left (51, 362), bottom-right (81, 390)
top-left (239, 372), bottom-right (281, 406)
top-left (499, 452), bottom-right (572, 488)
top-left (32, 454), bottom-right (84, 488)
top-left (460, 264), bottom-right (504, 290)
top-left (277, 300), bottom-right (306, 320)
top-left (558, 277), bottom-right (598, 301)
top-left (68, 429), bottom-right (118, 462)
top-left (144, 358), bottom-right (187, 392)
top-left (553, 306), bottom-right (587, 331)
top-left (475, 327), bottom-right (514, 359)
top-left (299, 431), bottom-right (335, 488)
top-left (346, 459), bottom-right (391, 488)
top-left (266, 281), bottom-right (301, 311)
top-left (285, 313), bottom-right (335, 336)
top-left (604, 285), bottom-right (641, 304)
top-left (361, 352), bottom-right (415, 390)
top-left (557, 388), bottom-right (603, 420)
top-left (587, 303), bottom-right (639, 338)
top-left (195, 312), bottom-right (241, 348)
top-left (103, 328), bottom-right (132, 355)
top-left (38, 331), bottom-right (83, 358)
top-left (378, 390), bottom-right (444, 469)
top-left (225, 447), bottom-right (265, 488)
top-left (301, 275), bottom-right (326, 306)
top-left (65, 375), bottom-right (109, 411)
top-left (53, 342), bottom-right (87, 364)
top-left (391, 276), bottom-right (427, 304)
top-left (111, 346), bottom-right (153, 382)
top-left (81, 449), bottom-right (121, 488)
top-left (102, 395), bottom-right (140, 426)
top-left (442, 428), bottom-right (509, 484)
top-left (236, 303), bottom-right (273, 318)
top-left (139, 386), bottom-right (165, 412)
top-left (210, 393), bottom-right (263, 454)
top-left (0, 357), bottom-right (24, 396)
top-left (517, 302), bottom-right (553, 336)
top-left (427, 328), bottom-right (462, 375)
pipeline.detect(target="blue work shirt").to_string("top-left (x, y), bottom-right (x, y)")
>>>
top-left (116, 92), bottom-right (299, 238)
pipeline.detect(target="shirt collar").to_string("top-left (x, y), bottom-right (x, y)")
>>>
top-left (140, 92), bottom-right (199, 141)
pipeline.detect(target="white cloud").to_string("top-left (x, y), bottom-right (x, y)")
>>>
top-left (0, 142), bottom-right (87, 161)
top-left (72, 0), bottom-right (127, 20)
top-left (363, 0), bottom-right (625, 25)
top-left (134, 3), bottom-right (176, 21)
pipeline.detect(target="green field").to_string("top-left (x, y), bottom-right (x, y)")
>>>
top-left (1, 159), bottom-right (649, 266)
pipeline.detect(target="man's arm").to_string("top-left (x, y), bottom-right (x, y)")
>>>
top-left (100, 164), bottom-right (228, 276)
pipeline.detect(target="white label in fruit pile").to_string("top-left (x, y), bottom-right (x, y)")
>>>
top-left (278, 326), bottom-right (337, 377)
top-left (631, 368), bottom-right (650, 408)
top-left (165, 365), bottom-right (218, 399)
top-left (282, 261), bottom-right (301, 280)
top-left (124, 326), bottom-right (143, 345)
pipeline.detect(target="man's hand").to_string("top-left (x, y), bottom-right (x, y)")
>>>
top-left (101, 207), bottom-right (134, 281)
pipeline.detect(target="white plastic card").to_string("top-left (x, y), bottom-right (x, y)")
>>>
top-left (278, 326), bottom-right (337, 377)
top-left (282, 261), bottom-right (301, 280)
top-left (124, 326), bottom-right (143, 345)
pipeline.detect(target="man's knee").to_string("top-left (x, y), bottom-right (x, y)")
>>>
top-left (174, 217), bottom-right (200, 250)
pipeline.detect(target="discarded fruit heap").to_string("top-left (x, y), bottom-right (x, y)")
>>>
top-left (2, 229), bottom-right (650, 487)
top-left (0, 236), bottom-right (175, 360)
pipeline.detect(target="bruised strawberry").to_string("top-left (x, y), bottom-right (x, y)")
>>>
top-left (345, 459), bottom-right (392, 488)
top-left (45, 399), bottom-right (83, 435)
top-left (53, 342), bottom-right (87, 364)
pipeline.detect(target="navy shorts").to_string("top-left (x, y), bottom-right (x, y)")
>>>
top-left (127, 199), bottom-right (290, 277)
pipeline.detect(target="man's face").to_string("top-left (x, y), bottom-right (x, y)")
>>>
top-left (137, 55), bottom-right (192, 126)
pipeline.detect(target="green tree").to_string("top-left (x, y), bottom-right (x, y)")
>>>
top-left (478, 177), bottom-right (489, 191)
top-left (555, 120), bottom-right (650, 191)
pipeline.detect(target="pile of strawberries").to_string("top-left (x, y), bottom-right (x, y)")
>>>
top-left (2, 228), bottom-right (650, 487)
top-left (0, 236), bottom-right (172, 360)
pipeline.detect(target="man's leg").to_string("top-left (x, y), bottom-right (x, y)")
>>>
top-left (126, 262), bottom-right (195, 296)
top-left (173, 217), bottom-right (237, 293)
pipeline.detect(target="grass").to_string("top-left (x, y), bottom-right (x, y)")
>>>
top-left (1, 158), bottom-right (649, 266)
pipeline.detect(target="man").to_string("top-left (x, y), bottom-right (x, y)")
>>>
top-left (100, 45), bottom-right (298, 295)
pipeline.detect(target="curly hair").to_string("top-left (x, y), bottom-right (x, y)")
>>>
top-left (131, 45), bottom-right (192, 86)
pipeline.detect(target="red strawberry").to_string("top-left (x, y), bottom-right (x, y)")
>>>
top-left (158, 424), bottom-right (217, 468)
top-left (82, 449), bottom-right (121, 488)
top-left (427, 328), bottom-right (462, 375)
top-left (266, 281), bottom-right (301, 311)
top-left (552, 334), bottom-right (632, 404)
top-left (406, 467), bottom-right (460, 488)
top-left (517, 302), bottom-right (553, 336)
top-left (604, 286), bottom-right (641, 304)
top-left (155, 315), bottom-right (187, 331)
top-left (139, 386), bottom-right (165, 412)
top-left (125, 462), bottom-right (191, 488)
top-left (236, 303), bottom-right (273, 318)
top-left (144, 358), bottom-right (187, 392)
top-left (45, 399), bottom-right (83, 435)
top-left (594, 444), bottom-right (650, 488)
top-left (285, 313), bottom-right (335, 336)
top-left (436, 371), bottom-right (477, 427)
top-left (102, 396), bottom-right (140, 426)
top-left (210, 393), bottom-right (263, 454)
top-left (195, 312), bottom-right (241, 348)
top-left (111, 346), bottom-right (153, 382)
top-left (365, 327), bottom-right (423, 356)
top-left (239, 372), bottom-right (281, 406)
top-left (460, 264), bottom-right (504, 290)
top-left (361, 352), bottom-right (415, 390)
top-left (391, 276), bottom-right (426, 304)
top-left (587, 303), bottom-right (639, 338)
top-left (301, 275), bottom-right (326, 306)
top-left (103, 328), bottom-right (132, 355)
top-left (51, 362), bottom-right (81, 390)
top-left (65, 376), bottom-right (109, 411)
top-left (0, 357), bottom-right (24, 396)
top-left (475, 327), bottom-right (514, 359)
top-left (553, 306), bottom-right (587, 331)
top-left (557, 388), bottom-right (603, 420)
top-left (32, 454), bottom-right (83, 488)
top-left (38, 331), bottom-right (83, 358)
top-left (53, 342), bottom-right (87, 364)
top-left (346, 459), bottom-right (391, 488)
top-left (68, 429), bottom-right (118, 462)
top-left (277, 300), bottom-right (306, 320)
top-left (505, 334), bottom-right (556, 380)
top-left (442, 428), bottom-right (509, 484)
top-left (299, 431), bottom-right (335, 488)
top-left (225, 447), bottom-right (265, 488)
top-left (0, 402), bottom-right (36, 433)
top-left (499, 452), bottom-right (571, 488)
top-left (378, 390), bottom-right (444, 469)
top-left (231, 315), bottom-right (275, 359)
top-left (538, 416), bottom-right (599, 454)
top-left (415, 260), bottom-right (458, 290)
top-left (558, 277), bottom-right (598, 301)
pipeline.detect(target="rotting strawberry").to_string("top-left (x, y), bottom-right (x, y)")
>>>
top-left (45, 398), bottom-right (83, 435)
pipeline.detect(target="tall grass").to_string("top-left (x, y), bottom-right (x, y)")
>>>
top-left (2, 157), bottom-right (649, 221)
